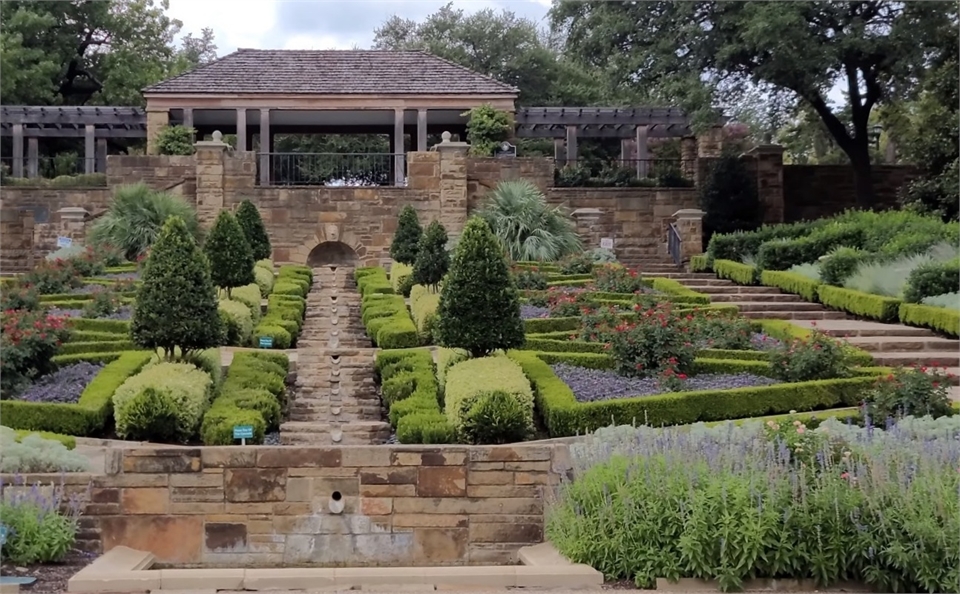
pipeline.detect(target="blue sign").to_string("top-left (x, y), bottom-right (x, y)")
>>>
top-left (56, 236), bottom-right (73, 248)
top-left (233, 425), bottom-right (254, 440)
top-left (258, 336), bottom-right (274, 349)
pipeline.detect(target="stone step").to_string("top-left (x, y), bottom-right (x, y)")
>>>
top-left (741, 310), bottom-right (849, 320)
top-left (643, 272), bottom-right (718, 279)
top-left (279, 421), bottom-right (391, 445)
top-left (788, 320), bottom-right (938, 338)
top-left (867, 351), bottom-right (960, 368)
top-left (681, 285), bottom-right (784, 295)
top-left (708, 293), bottom-right (803, 303)
top-left (842, 335), bottom-right (960, 353)
top-left (728, 301), bottom-right (824, 312)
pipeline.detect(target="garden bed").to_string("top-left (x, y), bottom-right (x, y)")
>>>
top-left (0, 551), bottom-right (97, 594)
top-left (47, 306), bottom-right (133, 320)
top-left (11, 362), bottom-right (105, 404)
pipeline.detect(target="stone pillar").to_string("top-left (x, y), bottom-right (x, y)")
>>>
top-left (746, 145), bottom-right (786, 224)
top-left (620, 138), bottom-right (631, 165)
top-left (236, 108), bottom-right (247, 153)
top-left (571, 208), bottom-right (606, 255)
top-left (554, 139), bottom-right (565, 165)
top-left (672, 208), bottom-right (706, 261)
top-left (58, 207), bottom-right (91, 247)
top-left (417, 109), bottom-right (428, 152)
top-left (84, 125), bottom-right (96, 174)
top-left (433, 131), bottom-right (469, 241)
top-left (194, 131), bottom-right (229, 227)
top-left (680, 136), bottom-right (697, 180)
top-left (95, 138), bottom-right (107, 174)
top-left (565, 125), bottom-right (578, 164)
top-left (394, 108), bottom-right (406, 185)
top-left (182, 108), bottom-right (194, 136)
top-left (145, 108), bottom-right (169, 155)
top-left (259, 109), bottom-right (271, 185)
top-left (0, 208), bottom-right (35, 272)
top-left (26, 137), bottom-right (39, 179)
top-left (694, 126), bottom-right (724, 187)
top-left (11, 124), bottom-right (24, 177)
top-left (635, 125), bottom-right (650, 179)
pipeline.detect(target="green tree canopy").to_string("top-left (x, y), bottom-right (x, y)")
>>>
top-left (551, 0), bottom-right (958, 207)
top-left (413, 220), bottom-right (450, 290)
top-left (0, 0), bottom-right (217, 106)
top-left (204, 210), bottom-right (255, 297)
top-left (131, 216), bottom-right (222, 360)
top-left (390, 206), bottom-right (423, 265)
top-left (435, 216), bottom-right (524, 358)
top-left (235, 200), bottom-right (273, 261)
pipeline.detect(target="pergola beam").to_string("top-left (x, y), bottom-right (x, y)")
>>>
top-left (516, 107), bottom-right (691, 127)
top-left (1, 106), bottom-right (146, 126)
top-left (0, 127), bottom-right (147, 138)
top-left (516, 124), bottom-right (692, 139)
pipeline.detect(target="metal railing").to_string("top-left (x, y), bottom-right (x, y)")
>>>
top-left (667, 223), bottom-right (683, 267)
top-left (256, 153), bottom-right (405, 187)
top-left (554, 158), bottom-right (694, 188)
top-left (1, 155), bottom-right (99, 179)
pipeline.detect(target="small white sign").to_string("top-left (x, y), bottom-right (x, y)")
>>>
top-left (600, 238), bottom-right (614, 250)
top-left (56, 236), bottom-right (73, 248)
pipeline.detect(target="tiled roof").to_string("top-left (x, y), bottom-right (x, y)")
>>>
top-left (144, 49), bottom-right (519, 96)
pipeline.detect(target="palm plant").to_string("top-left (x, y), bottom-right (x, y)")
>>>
top-left (88, 183), bottom-right (202, 261)
top-left (478, 179), bottom-right (582, 262)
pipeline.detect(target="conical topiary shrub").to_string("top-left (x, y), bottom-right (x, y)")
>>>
top-left (132, 216), bottom-right (222, 360)
top-left (235, 199), bottom-right (272, 261)
top-left (204, 210), bottom-right (255, 297)
top-left (390, 205), bottom-right (423, 265)
top-left (413, 220), bottom-right (450, 291)
top-left (435, 216), bottom-right (524, 357)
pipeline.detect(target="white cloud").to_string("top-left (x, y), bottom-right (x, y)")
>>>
top-left (166, 0), bottom-right (280, 53)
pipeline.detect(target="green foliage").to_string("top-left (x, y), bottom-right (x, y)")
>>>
top-left (0, 480), bottom-right (79, 564)
top-left (390, 206), bottom-right (423, 265)
top-left (155, 125), bottom-right (195, 155)
top-left (921, 292), bottom-right (960, 310)
top-left (818, 285), bottom-right (901, 323)
top-left (201, 351), bottom-right (288, 445)
top-left (113, 361), bottom-right (213, 442)
top-left (375, 348), bottom-right (454, 443)
top-left (1, 309), bottom-right (71, 397)
top-left (8, 430), bottom-right (76, 450)
top-left (508, 350), bottom-right (881, 437)
top-left (412, 220), bottom-right (450, 289)
top-left (713, 259), bottom-right (759, 285)
top-left (218, 299), bottom-right (254, 346)
top-left (444, 356), bottom-right (534, 442)
top-left (479, 180), bottom-right (581, 262)
top-left (463, 104), bottom-right (512, 156)
top-left (359, 269), bottom-right (419, 348)
top-left (898, 303), bottom-right (960, 338)
top-left (608, 304), bottom-right (697, 378)
top-left (866, 366), bottom-right (955, 421)
top-left (131, 216), bottom-right (223, 359)
top-left (904, 258), bottom-right (959, 303)
top-left (236, 200), bottom-right (273, 261)
top-left (410, 285), bottom-right (440, 344)
top-left (204, 210), bottom-right (255, 295)
top-left (0, 428), bottom-right (87, 473)
top-left (820, 247), bottom-right (868, 286)
top-left (593, 264), bottom-right (644, 293)
top-left (389, 262), bottom-right (414, 296)
top-left (435, 217), bottom-right (524, 357)
top-left (700, 153), bottom-right (761, 243)
top-left (689, 254), bottom-right (711, 273)
top-left (760, 270), bottom-right (821, 302)
top-left (254, 266), bottom-right (275, 298)
top-left (89, 183), bottom-right (201, 261)
top-left (768, 331), bottom-right (852, 383)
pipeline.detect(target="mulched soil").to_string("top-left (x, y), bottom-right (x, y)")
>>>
top-left (1, 551), bottom-right (97, 594)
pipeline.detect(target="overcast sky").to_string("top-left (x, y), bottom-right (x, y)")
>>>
top-left (166, 0), bottom-right (553, 53)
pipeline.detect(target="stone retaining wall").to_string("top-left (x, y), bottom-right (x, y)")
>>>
top-left (2, 443), bottom-right (572, 568)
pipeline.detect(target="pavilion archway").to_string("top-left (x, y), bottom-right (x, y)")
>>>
top-left (306, 241), bottom-right (359, 268)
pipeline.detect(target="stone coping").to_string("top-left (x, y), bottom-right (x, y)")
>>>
top-left (67, 543), bottom-right (602, 592)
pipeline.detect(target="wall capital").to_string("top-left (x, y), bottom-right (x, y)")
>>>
top-left (672, 208), bottom-right (705, 220)
top-left (195, 130), bottom-right (229, 150)
top-left (746, 144), bottom-right (785, 157)
top-left (433, 130), bottom-right (470, 152)
top-left (58, 207), bottom-right (90, 222)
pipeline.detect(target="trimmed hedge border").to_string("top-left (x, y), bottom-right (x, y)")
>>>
top-left (714, 259), bottom-right (759, 285)
top-left (690, 254), bottom-right (711, 272)
top-left (648, 278), bottom-right (711, 304)
top-left (760, 270), bottom-right (821, 303)
top-left (375, 348), bottom-right (454, 444)
top-left (898, 303), bottom-right (960, 338)
top-left (200, 351), bottom-right (289, 445)
top-left (817, 285), bottom-right (901, 323)
top-left (0, 351), bottom-right (153, 436)
top-left (356, 268), bottom-right (418, 348)
top-left (509, 350), bottom-right (885, 437)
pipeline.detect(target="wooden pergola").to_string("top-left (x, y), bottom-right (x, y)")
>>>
top-left (1, 106), bottom-right (146, 177)
top-left (515, 107), bottom-right (710, 167)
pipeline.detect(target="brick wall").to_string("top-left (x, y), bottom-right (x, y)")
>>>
top-left (2, 443), bottom-right (571, 568)
top-left (466, 157), bottom-right (554, 212)
top-left (106, 155), bottom-right (197, 201)
top-left (783, 165), bottom-right (917, 222)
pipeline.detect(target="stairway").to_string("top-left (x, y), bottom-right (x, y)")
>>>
top-left (280, 266), bottom-right (391, 445)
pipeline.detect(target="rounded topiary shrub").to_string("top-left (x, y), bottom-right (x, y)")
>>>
top-left (113, 362), bottom-right (213, 442)
top-left (460, 390), bottom-right (532, 444)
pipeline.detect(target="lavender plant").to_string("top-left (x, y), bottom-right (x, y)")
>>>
top-left (550, 418), bottom-right (960, 592)
top-left (0, 475), bottom-right (87, 564)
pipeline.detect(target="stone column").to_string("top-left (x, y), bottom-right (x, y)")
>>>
top-left (565, 125), bottom-right (578, 164)
top-left (671, 208), bottom-right (706, 261)
top-left (554, 139), bottom-right (565, 165)
top-left (635, 125), bottom-right (650, 178)
top-left (26, 137), bottom-right (39, 179)
top-left (84, 125), bottom-right (96, 174)
top-left (571, 208), bottom-right (607, 255)
top-left (433, 131), bottom-right (469, 241)
top-left (394, 108), bottom-right (406, 185)
top-left (236, 108), bottom-right (248, 153)
top-left (182, 108), bottom-right (194, 137)
top-left (694, 126), bottom-right (724, 187)
top-left (194, 131), bottom-right (229, 227)
top-left (417, 109), bottom-right (428, 152)
top-left (680, 136), bottom-right (697, 180)
top-left (746, 144), bottom-right (786, 224)
top-left (1, 208), bottom-right (35, 272)
top-left (95, 138), bottom-right (107, 174)
top-left (11, 124), bottom-right (24, 177)
top-left (259, 109), bottom-right (271, 185)
top-left (58, 207), bottom-right (91, 247)
top-left (145, 108), bottom-right (169, 154)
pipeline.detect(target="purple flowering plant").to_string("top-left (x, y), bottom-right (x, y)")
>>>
top-left (0, 474), bottom-right (88, 564)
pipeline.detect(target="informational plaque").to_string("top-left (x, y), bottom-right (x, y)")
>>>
top-left (600, 238), bottom-right (614, 250)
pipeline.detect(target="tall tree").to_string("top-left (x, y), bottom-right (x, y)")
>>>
top-left (551, 1), bottom-right (958, 208)
top-left (204, 210), bottom-right (255, 297)
top-left (0, 0), bottom-right (217, 106)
